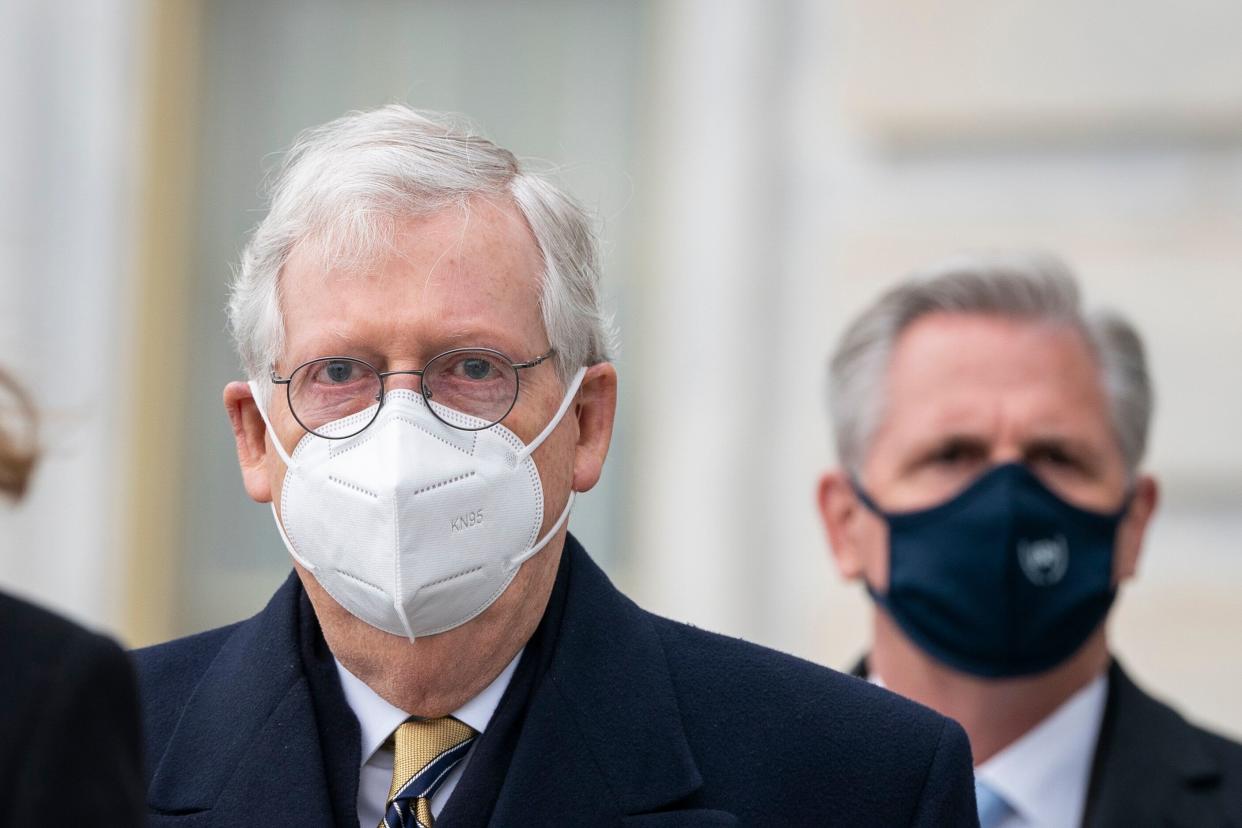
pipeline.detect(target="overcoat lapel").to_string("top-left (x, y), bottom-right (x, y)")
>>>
top-left (145, 575), bottom-right (354, 827)
top-left (489, 541), bottom-right (736, 826)
top-left (1084, 662), bottom-right (1226, 828)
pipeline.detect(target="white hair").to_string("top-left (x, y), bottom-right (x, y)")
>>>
top-left (226, 105), bottom-right (615, 395)
top-left (827, 251), bottom-right (1153, 475)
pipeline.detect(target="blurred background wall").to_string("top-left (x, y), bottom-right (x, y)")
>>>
top-left (1, 0), bottom-right (1238, 737)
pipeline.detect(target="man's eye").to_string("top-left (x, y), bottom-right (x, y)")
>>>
top-left (1030, 446), bottom-right (1077, 468)
top-left (933, 444), bottom-right (979, 465)
top-left (323, 361), bottom-right (356, 383)
top-left (461, 358), bottom-right (494, 380)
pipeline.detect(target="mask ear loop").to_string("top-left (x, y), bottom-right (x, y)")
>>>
top-left (507, 366), bottom-right (588, 567)
top-left (248, 380), bottom-right (299, 470)
top-left (247, 381), bottom-right (317, 573)
top-left (1112, 481), bottom-right (1138, 520)
top-left (846, 474), bottom-right (894, 602)
top-left (268, 502), bottom-right (318, 573)
top-left (849, 475), bottom-right (888, 517)
top-left (510, 492), bottom-right (575, 569)
top-left (517, 367), bottom-right (587, 462)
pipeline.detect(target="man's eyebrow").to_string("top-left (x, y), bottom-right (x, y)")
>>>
top-left (898, 433), bottom-right (990, 471)
top-left (425, 329), bottom-right (532, 356)
top-left (320, 328), bottom-right (359, 351)
top-left (288, 328), bottom-right (366, 360)
top-left (1022, 435), bottom-right (1105, 467)
top-left (438, 328), bottom-right (497, 344)
top-left (911, 432), bottom-right (990, 453)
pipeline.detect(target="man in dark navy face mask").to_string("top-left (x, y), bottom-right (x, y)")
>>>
top-left (817, 252), bottom-right (1242, 828)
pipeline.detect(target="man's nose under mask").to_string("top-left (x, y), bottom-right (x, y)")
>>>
top-left (250, 368), bottom-right (585, 641)
top-left (853, 462), bottom-right (1131, 678)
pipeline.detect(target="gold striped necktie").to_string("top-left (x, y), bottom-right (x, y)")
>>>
top-left (380, 716), bottom-right (477, 828)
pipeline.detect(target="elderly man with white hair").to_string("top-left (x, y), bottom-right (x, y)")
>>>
top-left (134, 105), bottom-right (980, 827)
top-left (817, 253), bottom-right (1242, 828)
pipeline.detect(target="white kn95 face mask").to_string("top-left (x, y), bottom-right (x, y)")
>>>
top-left (249, 367), bottom-right (585, 641)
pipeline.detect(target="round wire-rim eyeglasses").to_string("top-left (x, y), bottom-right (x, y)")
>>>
top-left (270, 347), bottom-right (556, 439)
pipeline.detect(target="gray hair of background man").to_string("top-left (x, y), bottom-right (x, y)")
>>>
top-left (827, 251), bottom-right (1153, 476)
top-left (226, 104), bottom-right (615, 398)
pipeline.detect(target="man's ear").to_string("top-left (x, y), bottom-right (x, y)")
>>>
top-left (817, 470), bottom-right (868, 581)
top-left (1115, 473), bottom-right (1158, 583)
top-left (224, 381), bottom-right (273, 503)
top-left (571, 362), bottom-right (617, 493)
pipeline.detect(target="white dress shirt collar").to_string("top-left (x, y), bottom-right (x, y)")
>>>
top-left (335, 650), bottom-right (522, 765)
top-left (868, 669), bottom-right (1108, 828)
top-left (974, 673), bottom-right (1107, 828)
top-left (335, 650), bottom-right (522, 826)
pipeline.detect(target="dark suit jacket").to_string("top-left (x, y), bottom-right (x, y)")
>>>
top-left (852, 656), bottom-right (1242, 827)
top-left (1083, 661), bottom-right (1242, 828)
top-left (134, 536), bottom-right (979, 826)
top-left (0, 590), bottom-right (145, 827)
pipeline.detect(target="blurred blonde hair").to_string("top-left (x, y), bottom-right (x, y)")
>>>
top-left (0, 368), bottom-right (37, 499)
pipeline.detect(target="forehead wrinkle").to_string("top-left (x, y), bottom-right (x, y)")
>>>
top-left (285, 198), bottom-right (547, 366)
top-left (412, 201), bottom-right (471, 295)
top-left (323, 323), bottom-right (355, 351)
top-left (436, 199), bottom-right (544, 319)
top-left (283, 322), bottom-right (353, 366)
top-left (409, 194), bottom-right (524, 297)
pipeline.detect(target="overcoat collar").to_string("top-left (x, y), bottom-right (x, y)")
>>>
top-left (146, 570), bottom-right (341, 824)
top-left (488, 536), bottom-right (721, 824)
top-left (146, 536), bottom-right (731, 826)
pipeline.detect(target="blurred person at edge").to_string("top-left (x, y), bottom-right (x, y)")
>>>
top-left (817, 252), bottom-right (1242, 828)
top-left (132, 105), bottom-right (980, 827)
top-left (0, 368), bottom-right (145, 827)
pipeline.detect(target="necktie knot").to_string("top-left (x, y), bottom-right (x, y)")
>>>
top-left (381, 716), bottom-right (477, 828)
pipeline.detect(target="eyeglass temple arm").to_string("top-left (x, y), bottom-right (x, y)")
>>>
top-left (511, 349), bottom-right (556, 370)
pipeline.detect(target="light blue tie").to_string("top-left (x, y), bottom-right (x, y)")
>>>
top-left (975, 779), bottom-right (1014, 828)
